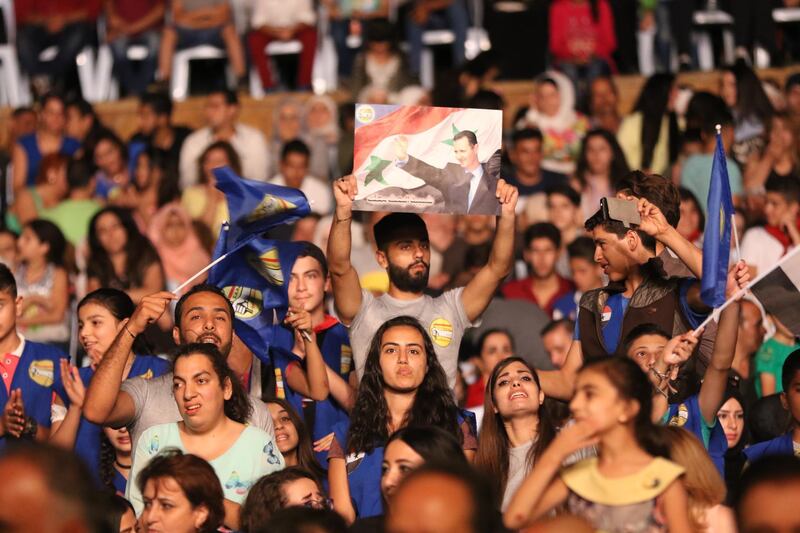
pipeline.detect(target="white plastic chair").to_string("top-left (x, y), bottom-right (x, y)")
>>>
top-left (171, 44), bottom-right (234, 101)
top-left (692, 2), bottom-right (735, 71)
top-left (0, 0), bottom-right (29, 106)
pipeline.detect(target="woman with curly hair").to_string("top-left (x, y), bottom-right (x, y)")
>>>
top-left (129, 343), bottom-right (284, 528)
top-left (327, 316), bottom-right (477, 523)
top-left (240, 467), bottom-right (330, 532)
top-left (474, 357), bottom-right (558, 511)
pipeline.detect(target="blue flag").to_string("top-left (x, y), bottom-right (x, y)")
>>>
top-left (207, 223), bottom-right (305, 359)
top-left (213, 166), bottom-right (311, 246)
top-left (701, 132), bottom-right (735, 307)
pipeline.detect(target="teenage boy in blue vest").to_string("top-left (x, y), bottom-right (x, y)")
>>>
top-left (0, 263), bottom-right (66, 443)
top-left (745, 349), bottom-right (800, 461)
top-left (537, 197), bottom-right (711, 401)
top-left (269, 242), bottom-right (355, 461)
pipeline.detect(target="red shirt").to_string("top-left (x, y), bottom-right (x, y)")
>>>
top-left (15, 0), bottom-right (101, 24)
top-left (548, 0), bottom-right (616, 65)
top-left (501, 275), bottom-right (575, 316)
top-left (112, 0), bottom-right (164, 26)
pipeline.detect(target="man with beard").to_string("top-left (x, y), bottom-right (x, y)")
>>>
top-left (83, 284), bottom-right (278, 451)
top-left (328, 174), bottom-right (518, 388)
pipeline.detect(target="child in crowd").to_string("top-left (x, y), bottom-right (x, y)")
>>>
top-left (266, 399), bottom-right (327, 480)
top-left (100, 426), bottom-right (133, 495)
top-left (551, 236), bottom-right (603, 321)
top-left (240, 467), bottom-right (329, 531)
top-left (741, 176), bottom-right (800, 277)
top-left (14, 220), bottom-right (69, 348)
top-left (505, 357), bottom-right (692, 531)
top-left (541, 319), bottom-right (574, 369)
top-left (269, 243), bottom-right (355, 465)
top-left (464, 328), bottom-right (514, 410)
top-left (744, 349), bottom-right (800, 462)
top-left (0, 263), bottom-right (66, 444)
top-left (754, 315), bottom-right (800, 397)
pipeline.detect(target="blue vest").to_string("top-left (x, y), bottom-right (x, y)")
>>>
top-left (71, 355), bottom-right (171, 480)
top-left (0, 340), bottom-right (67, 445)
top-left (744, 433), bottom-right (795, 463)
top-left (113, 469), bottom-right (127, 496)
top-left (667, 394), bottom-right (727, 475)
top-left (271, 321), bottom-right (352, 466)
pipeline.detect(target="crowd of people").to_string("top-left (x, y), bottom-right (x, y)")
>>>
top-left (6, 0), bottom-right (800, 101)
top-left (2, 9), bottom-right (800, 530)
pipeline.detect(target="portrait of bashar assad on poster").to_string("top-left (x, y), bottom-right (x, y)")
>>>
top-left (352, 104), bottom-right (503, 215)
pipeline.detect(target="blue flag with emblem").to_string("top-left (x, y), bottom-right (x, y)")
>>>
top-left (213, 166), bottom-right (311, 246)
top-left (207, 223), bottom-right (305, 359)
top-left (701, 130), bottom-right (735, 308)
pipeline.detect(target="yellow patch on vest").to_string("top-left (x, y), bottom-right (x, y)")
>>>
top-left (668, 403), bottom-right (689, 427)
top-left (29, 359), bottom-right (54, 387)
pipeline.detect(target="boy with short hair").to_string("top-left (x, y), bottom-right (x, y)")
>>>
top-left (741, 176), bottom-right (800, 276)
top-left (754, 315), bottom-right (800, 398)
top-left (269, 242), bottom-right (354, 460)
top-left (744, 349), bottom-right (800, 462)
top-left (622, 261), bottom-right (747, 473)
top-left (552, 236), bottom-right (602, 321)
top-left (0, 264), bottom-right (66, 443)
top-left (541, 319), bottom-right (573, 369)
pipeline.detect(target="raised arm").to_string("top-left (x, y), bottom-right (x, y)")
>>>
top-left (537, 338), bottom-right (583, 401)
top-left (83, 292), bottom-right (174, 426)
top-left (461, 179), bottom-right (518, 322)
top-left (327, 175), bottom-right (363, 325)
top-left (698, 261), bottom-right (748, 424)
top-left (329, 456), bottom-right (356, 524)
top-left (632, 197), bottom-right (703, 278)
top-left (284, 309), bottom-right (330, 401)
top-left (49, 360), bottom-right (85, 450)
top-left (504, 421), bottom-right (598, 529)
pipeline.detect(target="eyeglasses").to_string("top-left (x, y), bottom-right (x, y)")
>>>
top-left (303, 497), bottom-right (333, 510)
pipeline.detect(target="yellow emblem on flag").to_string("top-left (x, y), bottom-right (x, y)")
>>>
top-left (340, 345), bottom-right (352, 375)
top-left (244, 194), bottom-right (297, 223)
top-left (719, 208), bottom-right (726, 240)
top-left (29, 359), bottom-right (54, 387)
top-left (668, 403), bottom-right (689, 427)
top-left (248, 247), bottom-right (284, 286)
top-left (222, 285), bottom-right (263, 320)
top-left (275, 368), bottom-right (285, 399)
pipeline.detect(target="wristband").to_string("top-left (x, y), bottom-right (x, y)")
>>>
top-left (124, 324), bottom-right (136, 339)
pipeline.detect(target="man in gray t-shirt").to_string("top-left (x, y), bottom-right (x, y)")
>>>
top-left (328, 174), bottom-right (519, 388)
top-left (84, 285), bottom-right (276, 452)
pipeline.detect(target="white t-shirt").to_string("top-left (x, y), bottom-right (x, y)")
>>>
top-left (269, 173), bottom-right (333, 215)
top-left (741, 226), bottom-right (788, 276)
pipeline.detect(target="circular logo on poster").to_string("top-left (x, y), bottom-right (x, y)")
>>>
top-left (356, 105), bottom-right (375, 124)
top-left (429, 318), bottom-right (454, 347)
top-left (222, 286), bottom-right (263, 320)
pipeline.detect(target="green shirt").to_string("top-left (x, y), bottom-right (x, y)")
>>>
top-left (40, 199), bottom-right (102, 246)
top-left (755, 337), bottom-right (800, 397)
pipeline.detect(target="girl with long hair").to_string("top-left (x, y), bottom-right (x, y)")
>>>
top-left (663, 426), bottom-right (736, 532)
top-left (744, 112), bottom-right (799, 216)
top-left (572, 128), bottom-right (630, 219)
top-left (14, 219), bottom-right (69, 346)
top-left (505, 357), bottom-right (691, 532)
top-left (99, 426), bottom-right (133, 495)
top-left (474, 357), bottom-right (558, 511)
top-left (129, 343), bottom-right (284, 527)
top-left (93, 131), bottom-right (131, 201)
top-left (87, 206), bottom-right (165, 304)
top-left (720, 62), bottom-right (775, 167)
top-left (51, 288), bottom-right (170, 480)
top-left (617, 73), bottom-right (679, 175)
top-left (718, 387), bottom-right (748, 504)
top-left (327, 316), bottom-right (476, 523)
top-left (13, 153), bottom-right (69, 226)
top-left (137, 449), bottom-right (226, 533)
top-left (267, 398), bottom-right (326, 481)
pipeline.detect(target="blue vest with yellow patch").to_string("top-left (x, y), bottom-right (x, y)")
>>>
top-left (0, 340), bottom-right (66, 446)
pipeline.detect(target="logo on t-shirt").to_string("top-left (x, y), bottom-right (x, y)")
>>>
top-left (429, 318), bottom-right (454, 347)
top-left (28, 360), bottom-right (54, 387)
top-left (138, 369), bottom-right (154, 380)
top-left (601, 305), bottom-right (612, 324)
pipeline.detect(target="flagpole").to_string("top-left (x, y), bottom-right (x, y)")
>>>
top-left (731, 213), bottom-right (741, 262)
top-left (692, 245), bottom-right (800, 335)
top-left (173, 252), bottom-right (232, 295)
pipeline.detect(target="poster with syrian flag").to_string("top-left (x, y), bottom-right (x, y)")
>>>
top-left (749, 246), bottom-right (800, 336)
top-left (352, 103), bottom-right (503, 215)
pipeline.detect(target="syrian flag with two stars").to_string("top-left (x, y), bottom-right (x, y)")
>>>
top-left (351, 104), bottom-right (503, 201)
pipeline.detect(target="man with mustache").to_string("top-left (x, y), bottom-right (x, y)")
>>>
top-left (83, 284), bottom-right (279, 453)
top-left (328, 174), bottom-right (518, 388)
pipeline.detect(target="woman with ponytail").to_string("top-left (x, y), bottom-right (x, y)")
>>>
top-left (474, 357), bottom-right (558, 511)
top-left (505, 357), bottom-right (691, 532)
